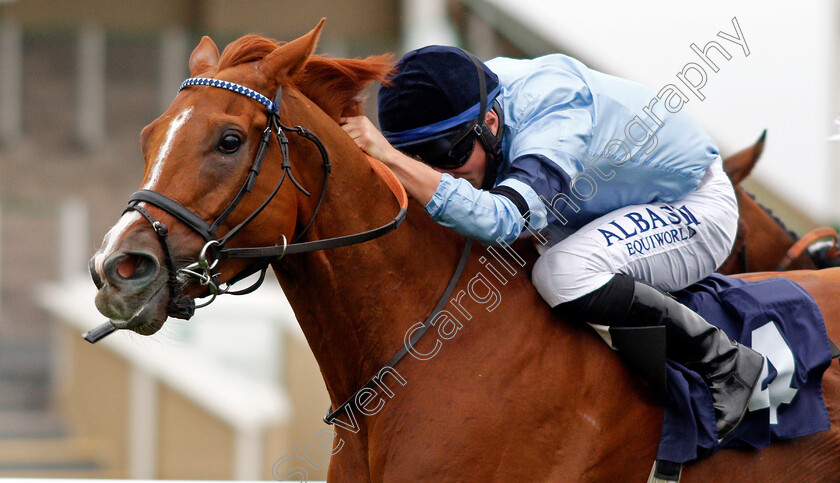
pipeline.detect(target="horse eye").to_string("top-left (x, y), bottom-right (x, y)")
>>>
top-left (218, 134), bottom-right (242, 153)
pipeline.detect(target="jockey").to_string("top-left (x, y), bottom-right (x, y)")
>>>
top-left (340, 46), bottom-right (764, 440)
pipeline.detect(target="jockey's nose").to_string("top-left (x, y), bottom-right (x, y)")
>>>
top-left (100, 251), bottom-right (160, 290)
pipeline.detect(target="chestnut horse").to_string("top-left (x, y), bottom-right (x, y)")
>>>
top-left (718, 134), bottom-right (837, 274)
top-left (90, 23), bottom-right (840, 481)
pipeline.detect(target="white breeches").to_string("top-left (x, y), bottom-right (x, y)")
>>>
top-left (532, 157), bottom-right (738, 306)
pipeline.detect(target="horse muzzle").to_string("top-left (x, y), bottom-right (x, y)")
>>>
top-left (89, 248), bottom-right (170, 332)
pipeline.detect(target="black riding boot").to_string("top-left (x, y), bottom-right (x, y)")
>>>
top-left (627, 281), bottom-right (765, 440)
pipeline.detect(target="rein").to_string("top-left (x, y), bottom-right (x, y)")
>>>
top-left (324, 239), bottom-right (473, 425)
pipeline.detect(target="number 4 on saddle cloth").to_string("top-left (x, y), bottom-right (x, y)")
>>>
top-left (592, 273), bottom-right (840, 468)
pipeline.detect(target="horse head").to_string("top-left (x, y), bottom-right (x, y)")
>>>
top-left (89, 20), bottom-right (394, 335)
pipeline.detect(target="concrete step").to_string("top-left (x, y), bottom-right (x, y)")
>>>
top-left (0, 437), bottom-right (116, 478)
top-left (0, 344), bottom-right (51, 380)
top-left (0, 409), bottom-right (68, 439)
top-left (0, 378), bottom-right (49, 410)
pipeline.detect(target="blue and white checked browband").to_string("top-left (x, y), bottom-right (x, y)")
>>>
top-left (179, 77), bottom-right (278, 113)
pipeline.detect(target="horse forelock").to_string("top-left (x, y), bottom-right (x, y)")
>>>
top-left (217, 34), bottom-right (280, 71)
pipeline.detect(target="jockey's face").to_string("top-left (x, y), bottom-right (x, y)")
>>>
top-left (434, 110), bottom-right (499, 189)
top-left (436, 139), bottom-right (487, 189)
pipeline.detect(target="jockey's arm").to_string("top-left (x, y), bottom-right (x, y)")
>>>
top-left (340, 116), bottom-right (442, 206)
top-left (424, 174), bottom-right (531, 245)
top-left (341, 115), bottom-right (534, 245)
top-left (423, 153), bottom-right (587, 245)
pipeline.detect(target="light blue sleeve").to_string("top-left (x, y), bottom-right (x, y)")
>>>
top-left (424, 174), bottom-right (527, 245)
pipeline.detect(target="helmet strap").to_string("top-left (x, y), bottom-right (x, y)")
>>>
top-left (463, 51), bottom-right (505, 189)
top-left (476, 100), bottom-right (504, 156)
top-left (477, 100), bottom-right (505, 190)
top-left (452, 50), bottom-right (505, 188)
top-left (481, 152), bottom-right (500, 190)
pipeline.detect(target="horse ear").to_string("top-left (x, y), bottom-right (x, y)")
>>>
top-left (261, 18), bottom-right (325, 83)
top-left (189, 36), bottom-right (220, 77)
top-left (724, 129), bottom-right (767, 185)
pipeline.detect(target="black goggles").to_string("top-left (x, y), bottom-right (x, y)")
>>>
top-left (401, 121), bottom-right (479, 169)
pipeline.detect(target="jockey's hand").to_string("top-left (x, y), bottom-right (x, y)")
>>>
top-left (340, 115), bottom-right (442, 206)
top-left (340, 116), bottom-right (401, 165)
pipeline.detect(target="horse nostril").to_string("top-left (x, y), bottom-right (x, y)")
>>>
top-left (118, 254), bottom-right (157, 280)
top-left (118, 255), bottom-right (141, 279)
top-left (103, 252), bottom-right (160, 286)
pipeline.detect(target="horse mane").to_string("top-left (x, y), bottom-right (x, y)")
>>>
top-left (218, 35), bottom-right (394, 120)
top-left (295, 54), bottom-right (394, 119)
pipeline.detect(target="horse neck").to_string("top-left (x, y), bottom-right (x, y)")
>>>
top-left (273, 96), bottom-right (462, 407)
top-left (735, 186), bottom-right (813, 271)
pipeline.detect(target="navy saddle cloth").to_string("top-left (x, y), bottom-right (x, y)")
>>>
top-left (656, 273), bottom-right (834, 464)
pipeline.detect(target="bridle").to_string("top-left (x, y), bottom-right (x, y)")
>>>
top-left (125, 77), bottom-right (408, 319)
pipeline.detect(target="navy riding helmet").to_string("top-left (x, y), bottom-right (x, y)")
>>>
top-left (378, 46), bottom-right (504, 180)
